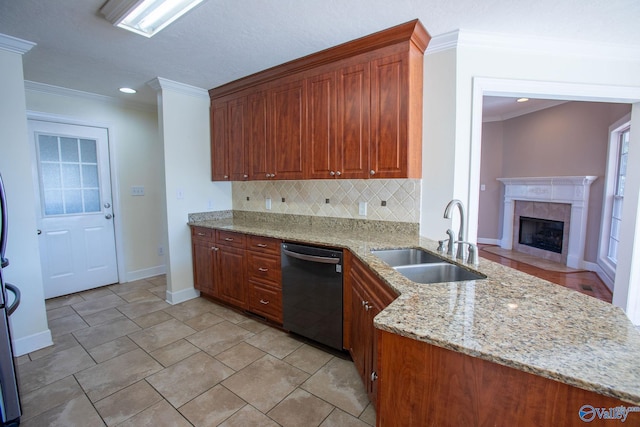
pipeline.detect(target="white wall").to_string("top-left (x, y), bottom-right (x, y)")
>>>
top-left (149, 78), bottom-right (232, 305)
top-left (24, 85), bottom-right (165, 282)
top-left (419, 31), bottom-right (640, 322)
top-left (0, 44), bottom-right (51, 355)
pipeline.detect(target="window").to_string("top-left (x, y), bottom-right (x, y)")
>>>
top-left (599, 113), bottom-right (631, 282)
top-left (607, 126), bottom-right (630, 264)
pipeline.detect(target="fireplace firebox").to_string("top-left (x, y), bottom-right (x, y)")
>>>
top-left (518, 216), bottom-right (564, 254)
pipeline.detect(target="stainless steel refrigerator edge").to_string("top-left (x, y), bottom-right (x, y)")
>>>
top-left (0, 172), bottom-right (22, 426)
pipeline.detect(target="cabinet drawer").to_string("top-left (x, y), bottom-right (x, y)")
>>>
top-left (248, 282), bottom-right (282, 323)
top-left (216, 230), bottom-right (246, 248)
top-left (247, 235), bottom-right (281, 255)
top-left (247, 252), bottom-right (281, 286)
top-left (192, 226), bottom-right (214, 240)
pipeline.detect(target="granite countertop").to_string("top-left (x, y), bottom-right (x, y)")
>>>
top-left (189, 212), bottom-right (640, 405)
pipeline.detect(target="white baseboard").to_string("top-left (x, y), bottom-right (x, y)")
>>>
top-left (126, 265), bottom-right (166, 282)
top-left (166, 287), bottom-right (199, 305)
top-left (477, 238), bottom-right (500, 245)
top-left (583, 261), bottom-right (615, 291)
top-left (12, 329), bottom-right (53, 357)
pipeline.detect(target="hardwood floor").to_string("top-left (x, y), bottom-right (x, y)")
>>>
top-left (478, 245), bottom-right (613, 303)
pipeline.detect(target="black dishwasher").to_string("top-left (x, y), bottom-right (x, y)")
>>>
top-left (281, 243), bottom-right (343, 350)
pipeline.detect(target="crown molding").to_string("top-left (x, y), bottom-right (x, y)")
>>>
top-left (147, 77), bottom-right (209, 99)
top-left (426, 28), bottom-right (640, 62)
top-left (0, 33), bottom-right (36, 55)
top-left (24, 81), bottom-right (156, 112)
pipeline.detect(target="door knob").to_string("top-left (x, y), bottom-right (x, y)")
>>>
top-left (105, 214), bottom-right (113, 220)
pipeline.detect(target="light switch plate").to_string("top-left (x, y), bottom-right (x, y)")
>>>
top-left (131, 186), bottom-right (145, 196)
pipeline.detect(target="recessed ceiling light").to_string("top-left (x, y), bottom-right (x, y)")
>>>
top-left (101, 0), bottom-right (207, 38)
top-left (516, 97), bottom-right (530, 103)
top-left (119, 87), bottom-right (137, 94)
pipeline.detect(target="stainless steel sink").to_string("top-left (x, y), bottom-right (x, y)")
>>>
top-left (370, 248), bottom-right (444, 267)
top-left (394, 263), bottom-right (486, 284)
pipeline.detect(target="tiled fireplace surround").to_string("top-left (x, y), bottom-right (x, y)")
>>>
top-left (498, 176), bottom-right (597, 268)
top-left (232, 179), bottom-right (421, 224)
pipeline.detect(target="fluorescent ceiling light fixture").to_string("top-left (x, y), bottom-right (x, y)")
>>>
top-left (101, 0), bottom-right (206, 38)
top-left (119, 87), bottom-right (137, 94)
top-left (516, 97), bottom-right (530, 103)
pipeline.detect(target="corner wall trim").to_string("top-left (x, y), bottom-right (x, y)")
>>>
top-left (12, 329), bottom-right (53, 357)
top-left (165, 287), bottom-right (199, 305)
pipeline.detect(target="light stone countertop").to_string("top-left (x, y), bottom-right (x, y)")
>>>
top-left (189, 213), bottom-right (640, 406)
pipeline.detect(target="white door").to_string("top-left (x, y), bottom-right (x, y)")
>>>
top-left (29, 120), bottom-right (118, 298)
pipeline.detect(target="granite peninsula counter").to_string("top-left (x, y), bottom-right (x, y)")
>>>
top-left (188, 213), bottom-right (640, 406)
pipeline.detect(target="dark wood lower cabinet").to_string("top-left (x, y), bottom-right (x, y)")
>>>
top-left (377, 331), bottom-right (640, 427)
top-left (216, 245), bottom-right (247, 308)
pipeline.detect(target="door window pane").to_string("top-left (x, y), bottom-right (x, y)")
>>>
top-left (37, 133), bottom-right (102, 216)
top-left (60, 137), bottom-right (79, 162)
top-left (80, 139), bottom-right (97, 163)
top-left (38, 135), bottom-right (59, 161)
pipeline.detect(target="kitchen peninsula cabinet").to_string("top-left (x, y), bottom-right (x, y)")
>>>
top-left (346, 253), bottom-right (397, 404)
top-left (209, 19), bottom-right (430, 181)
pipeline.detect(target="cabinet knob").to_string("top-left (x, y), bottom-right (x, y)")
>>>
top-left (336, 171), bottom-right (342, 176)
top-left (330, 171), bottom-right (335, 176)
top-left (371, 372), bottom-right (378, 382)
top-left (224, 175), bottom-right (229, 179)
top-left (243, 174), bottom-right (248, 178)
top-left (211, 247), bottom-right (219, 251)
top-left (370, 170), bottom-right (376, 176)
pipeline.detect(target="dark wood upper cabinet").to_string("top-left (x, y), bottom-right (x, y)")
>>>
top-left (209, 19), bottom-right (430, 181)
top-left (269, 79), bottom-right (306, 180)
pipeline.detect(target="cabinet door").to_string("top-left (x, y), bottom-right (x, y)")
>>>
top-left (370, 53), bottom-right (408, 178)
top-left (228, 96), bottom-right (249, 181)
top-left (270, 79), bottom-right (306, 179)
top-left (337, 62), bottom-right (370, 179)
top-left (192, 239), bottom-right (216, 297)
top-left (217, 246), bottom-right (247, 308)
top-left (248, 91), bottom-right (271, 179)
top-left (210, 100), bottom-right (229, 181)
top-left (350, 278), bottom-right (369, 383)
top-left (306, 71), bottom-right (336, 179)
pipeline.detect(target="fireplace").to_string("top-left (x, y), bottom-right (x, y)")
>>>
top-left (518, 216), bottom-right (564, 254)
top-left (497, 176), bottom-right (597, 268)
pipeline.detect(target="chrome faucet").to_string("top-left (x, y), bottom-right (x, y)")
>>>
top-left (443, 199), bottom-right (479, 265)
top-left (444, 199), bottom-right (466, 259)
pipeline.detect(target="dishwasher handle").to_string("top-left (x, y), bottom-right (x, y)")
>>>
top-left (282, 248), bottom-right (340, 265)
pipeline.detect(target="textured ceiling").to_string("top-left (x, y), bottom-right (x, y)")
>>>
top-left (1, 0), bottom-right (639, 107)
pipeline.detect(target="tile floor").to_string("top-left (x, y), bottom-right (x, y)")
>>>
top-left (15, 275), bottom-right (375, 426)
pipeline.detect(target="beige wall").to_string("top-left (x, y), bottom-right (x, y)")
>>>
top-left (25, 88), bottom-right (167, 281)
top-left (478, 101), bottom-right (632, 262)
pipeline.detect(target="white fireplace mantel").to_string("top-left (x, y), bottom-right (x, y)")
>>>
top-left (497, 176), bottom-right (597, 268)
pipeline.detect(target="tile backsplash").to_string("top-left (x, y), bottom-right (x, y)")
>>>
top-left (232, 179), bottom-right (421, 223)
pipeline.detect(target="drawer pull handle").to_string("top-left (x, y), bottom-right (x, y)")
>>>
top-left (224, 237), bottom-right (234, 241)
top-left (258, 267), bottom-right (268, 272)
top-left (256, 244), bottom-right (268, 248)
top-left (260, 299), bottom-right (270, 305)
top-left (198, 232), bottom-right (206, 236)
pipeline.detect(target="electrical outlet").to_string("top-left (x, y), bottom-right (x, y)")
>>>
top-left (158, 246), bottom-right (164, 256)
top-left (481, 184), bottom-right (486, 191)
top-left (265, 198), bottom-right (272, 210)
top-left (358, 201), bottom-right (368, 216)
top-left (207, 199), bottom-right (214, 210)
top-left (176, 188), bottom-right (184, 200)
top-left (131, 186), bottom-right (145, 196)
